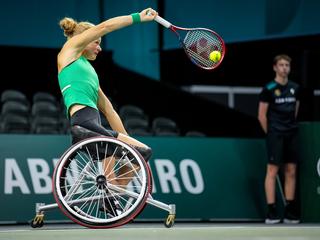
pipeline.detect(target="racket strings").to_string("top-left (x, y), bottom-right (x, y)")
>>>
top-left (183, 30), bottom-right (224, 68)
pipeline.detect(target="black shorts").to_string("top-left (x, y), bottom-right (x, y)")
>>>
top-left (70, 106), bottom-right (118, 140)
top-left (266, 130), bottom-right (299, 165)
top-left (70, 106), bottom-right (152, 161)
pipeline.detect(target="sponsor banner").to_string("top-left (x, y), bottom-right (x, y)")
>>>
top-left (0, 134), bottom-right (267, 223)
top-left (299, 123), bottom-right (320, 222)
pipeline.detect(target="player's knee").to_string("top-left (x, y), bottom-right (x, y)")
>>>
top-left (135, 146), bottom-right (153, 161)
top-left (285, 168), bottom-right (296, 178)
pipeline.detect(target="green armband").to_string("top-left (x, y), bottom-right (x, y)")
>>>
top-left (131, 13), bottom-right (141, 24)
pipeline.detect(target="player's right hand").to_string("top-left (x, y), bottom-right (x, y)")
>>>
top-left (140, 8), bottom-right (158, 22)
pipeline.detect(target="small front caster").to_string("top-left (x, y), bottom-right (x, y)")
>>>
top-left (164, 214), bottom-right (175, 228)
top-left (31, 213), bottom-right (44, 228)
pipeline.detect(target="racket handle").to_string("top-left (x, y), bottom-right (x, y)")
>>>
top-left (154, 16), bottom-right (172, 28)
top-left (146, 10), bottom-right (172, 28)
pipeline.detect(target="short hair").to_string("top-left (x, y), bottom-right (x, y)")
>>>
top-left (59, 17), bottom-right (94, 39)
top-left (273, 54), bottom-right (292, 65)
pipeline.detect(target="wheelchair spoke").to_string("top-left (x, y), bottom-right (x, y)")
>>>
top-left (76, 152), bottom-right (98, 178)
top-left (102, 146), bottom-right (120, 176)
top-left (113, 167), bottom-right (140, 182)
top-left (60, 178), bottom-right (95, 189)
top-left (78, 188), bottom-right (100, 215)
top-left (68, 184), bottom-right (96, 203)
top-left (63, 164), bottom-right (95, 180)
top-left (85, 146), bottom-right (99, 176)
top-left (115, 182), bottom-right (142, 192)
top-left (103, 142), bottom-right (109, 159)
top-left (54, 137), bottom-right (151, 227)
top-left (63, 161), bottom-right (96, 200)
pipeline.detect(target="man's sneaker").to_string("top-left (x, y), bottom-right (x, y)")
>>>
top-left (283, 216), bottom-right (300, 224)
top-left (265, 205), bottom-right (281, 224)
top-left (99, 197), bottom-right (122, 217)
top-left (283, 203), bottom-right (300, 224)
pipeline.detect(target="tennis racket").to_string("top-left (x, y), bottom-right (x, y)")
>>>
top-left (153, 15), bottom-right (225, 70)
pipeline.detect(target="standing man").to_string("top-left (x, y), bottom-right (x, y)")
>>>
top-left (258, 54), bottom-right (300, 224)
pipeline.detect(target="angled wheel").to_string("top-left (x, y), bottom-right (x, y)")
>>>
top-left (53, 136), bottom-right (151, 228)
top-left (164, 214), bottom-right (175, 228)
top-left (30, 214), bottom-right (44, 228)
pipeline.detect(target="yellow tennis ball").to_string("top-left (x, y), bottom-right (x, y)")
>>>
top-left (209, 51), bottom-right (221, 62)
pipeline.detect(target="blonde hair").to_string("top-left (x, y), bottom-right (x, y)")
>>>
top-left (59, 17), bottom-right (95, 38)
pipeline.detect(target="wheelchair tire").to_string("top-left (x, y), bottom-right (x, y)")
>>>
top-left (53, 136), bottom-right (151, 228)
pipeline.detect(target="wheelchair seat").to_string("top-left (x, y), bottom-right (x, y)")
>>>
top-left (71, 125), bottom-right (103, 144)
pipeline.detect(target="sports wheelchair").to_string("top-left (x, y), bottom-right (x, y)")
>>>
top-left (31, 126), bottom-right (176, 228)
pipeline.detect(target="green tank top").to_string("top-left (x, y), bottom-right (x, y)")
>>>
top-left (58, 56), bottom-right (99, 117)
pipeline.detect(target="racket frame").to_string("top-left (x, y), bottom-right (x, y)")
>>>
top-left (154, 16), bottom-right (225, 70)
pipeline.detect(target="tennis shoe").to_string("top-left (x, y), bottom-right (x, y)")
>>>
top-left (265, 205), bottom-right (281, 224)
top-left (283, 204), bottom-right (300, 224)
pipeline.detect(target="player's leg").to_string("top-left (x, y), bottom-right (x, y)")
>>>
top-left (284, 163), bottom-right (297, 201)
top-left (283, 131), bottom-right (300, 223)
top-left (70, 107), bottom-right (120, 182)
top-left (69, 107), bottom-right (123, 215)
top-left (102, 156), bottom-right (118, 184)
top-left (265, 132), bottom-right (283, 224)
top-left (116, 133), bottom-right (152, 186)
top-left (84, 128), bottom-right (152, 188)
top-left (265, 164), bottom-right (280, 205)
top-left (74, 128), bottom-right (153, 188)
top-left (70, 107), bottom-right (151, 207)
top-left (117, 133), bottom-right (152, 160)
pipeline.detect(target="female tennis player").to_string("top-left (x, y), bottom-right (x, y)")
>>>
top-left (57, 8), bottom-right (157, 214)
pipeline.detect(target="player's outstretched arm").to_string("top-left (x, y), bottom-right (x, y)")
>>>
top-left (64, 8), bottom-right (157, 54)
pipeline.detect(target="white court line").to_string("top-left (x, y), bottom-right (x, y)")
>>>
top-left (1, 224), bottom-right (320, 233)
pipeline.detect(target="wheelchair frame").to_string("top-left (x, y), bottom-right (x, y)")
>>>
top-left (31, 136), bottom-right (176, 228)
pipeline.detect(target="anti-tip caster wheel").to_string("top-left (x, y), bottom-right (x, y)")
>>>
top-left (164, 214), bottom-right (175, 228)
top-left (30, 213), bottom-right (44, 228)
